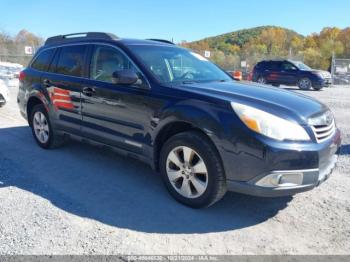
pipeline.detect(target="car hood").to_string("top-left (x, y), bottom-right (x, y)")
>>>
top-left (301, 69), bottom-right (331, 78)
top-left (175, 81), bottom-right (328, 124)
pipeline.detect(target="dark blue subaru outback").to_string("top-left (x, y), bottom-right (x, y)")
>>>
top-left (17, 33), bottom-right (341, 208)
top-left (252, 60), bottom-right (332, 90)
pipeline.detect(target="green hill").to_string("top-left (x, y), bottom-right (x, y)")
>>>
top-left (202, 26), bottom-right (302, 48)
top-left (182, 26), bottom-right (303, 54)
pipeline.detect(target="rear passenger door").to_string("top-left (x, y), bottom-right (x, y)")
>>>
top-left (265, 61), bottom-right (281, 83)
top-left (43, 45), bottom-right (89, 135)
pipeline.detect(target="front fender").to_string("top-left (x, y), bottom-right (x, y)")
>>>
top-left (154, 101), bottom-right (229, 142)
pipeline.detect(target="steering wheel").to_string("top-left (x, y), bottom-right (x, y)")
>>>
top-left (180, 71), bottom-right (195, 80)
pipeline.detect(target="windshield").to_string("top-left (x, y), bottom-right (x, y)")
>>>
top-left (292, 61), bottom-right (312, 70)
top-left (131, 45), bottom-right (232, 84)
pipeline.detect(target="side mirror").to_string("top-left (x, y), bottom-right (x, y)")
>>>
top-left (112, 70), bottom-right (139, 85)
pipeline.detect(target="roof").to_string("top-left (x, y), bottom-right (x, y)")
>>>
top-left (44, 32), bottom-right (175, 47)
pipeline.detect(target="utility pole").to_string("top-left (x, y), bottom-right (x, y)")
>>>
top-left (331, 51), bottom-right (335, 85)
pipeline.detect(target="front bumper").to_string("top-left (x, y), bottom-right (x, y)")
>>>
top-left (313, 77), bottom-right (332, 87)
top-left (222, 128), bottom-right (341, 197)
top-left (227, 154), bottom-right (337, 197)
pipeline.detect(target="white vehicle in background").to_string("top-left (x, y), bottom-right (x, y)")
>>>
top-left (0, 62), bottom-right (23, 87)
top-left (0, 79), bottom-right (10, 107)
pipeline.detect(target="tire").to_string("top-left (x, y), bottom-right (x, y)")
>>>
top-left (297, 77), bottom-right (312, 90)
top-left (159, 131), bottom-right (227, 208)
top-left (257, 76), bottom-right (267, 84)
top-left (29, 104), bottom-right (65, 149)
top-left (272, 83), bottom-right (280, 87)
top-left (0, 94), bottom-right (5, 107)
top-left (312, 86), bottom-right (323, 91)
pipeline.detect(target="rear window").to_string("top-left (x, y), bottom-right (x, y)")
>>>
top-left (31, 49), bottom-right (55, 72)
top-left (56, 45), bottom-right (87, 77)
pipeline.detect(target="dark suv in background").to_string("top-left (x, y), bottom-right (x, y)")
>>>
top-left (18, 33), bottom-right (340, 208)
top-left (252, 60), bottom-right (332, 90)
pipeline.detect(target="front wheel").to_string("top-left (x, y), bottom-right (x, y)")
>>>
top-left (159, 131), bottom-right (227, 208)
top-left (298, 78), bottom-right (312, 90)
top-left (312, 86), bottom-right (324, 91)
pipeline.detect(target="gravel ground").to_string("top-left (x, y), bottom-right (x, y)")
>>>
top-left (0, 85), bottom-right (349, 255)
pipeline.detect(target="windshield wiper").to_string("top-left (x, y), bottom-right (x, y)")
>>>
top-left (207, 79), bottom-right (231, 83)
top-left (182, 80), bottom-right (199, 84)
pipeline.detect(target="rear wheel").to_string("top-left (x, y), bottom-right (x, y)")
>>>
top-left (29, 104), bottom-right (65, 149)
top-left (298, 77), bottom-right (312, 90)
top-left (257, 76), bottom-right (266, 84)
top-left (159, 131), bottom-right (226, 208)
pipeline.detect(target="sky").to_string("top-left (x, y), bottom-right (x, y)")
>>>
top-left (1, 0), bottom-right (349, 42)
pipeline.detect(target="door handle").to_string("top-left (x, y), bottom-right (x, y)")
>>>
top-left (82, 87), bottom-right (96, 97)
top-left (42, 79), bottom-right (52, 87)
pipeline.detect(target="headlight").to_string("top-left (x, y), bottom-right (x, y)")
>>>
top-left (231, 102), bottom-right (310, 141)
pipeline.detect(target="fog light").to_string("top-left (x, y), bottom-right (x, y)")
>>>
top-left (256, 172), bottom-right (304, 188)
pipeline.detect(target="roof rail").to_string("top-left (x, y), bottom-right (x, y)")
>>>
top-left (45, 32), bottom-right (118, 45)
top-left (147, 39), bottom-right (175, 45)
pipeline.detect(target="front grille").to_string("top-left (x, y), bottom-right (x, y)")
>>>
top-left (311, 120), bottom-right (335, 143)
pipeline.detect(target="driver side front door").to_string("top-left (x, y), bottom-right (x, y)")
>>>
top-left (279, 61), bottom-right (298, 85)
top-left (81, 44), bottom-right (152, 154)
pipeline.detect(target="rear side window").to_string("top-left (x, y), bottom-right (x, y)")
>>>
top-left (56, 45), bottom-right (87, 77)
top-left (255, 61), bottom-right (269, 70)
top-left (31, 49), bottom-right (55, 72)
top-left (270, 61), bottom-right (281, 70)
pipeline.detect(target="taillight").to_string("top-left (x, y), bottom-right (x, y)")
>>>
top-left (19, 71), bottom-right (26, 81)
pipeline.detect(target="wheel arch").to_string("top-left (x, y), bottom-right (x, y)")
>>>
top-left (26, 96), bottom-right (45, 124)
top-left (153, 120), bottom-right (224, 172)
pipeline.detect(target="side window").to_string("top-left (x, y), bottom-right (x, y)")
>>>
top-left (259, 62), bottom-right (268, 70)
top-left (282, 62), bottom-right (297, 71)
top-left (261, 61), bottom-right (271, 70)
top-left (270, 62), bottom-right (281, 71)
top-left (31, 49), bottom-right (55, 72)
top-left (90, 46), bottom-right (137, 83)
top-left (48, 49), bottom-right (60, 73)
top-left (56, 45), bottom-right (87, 77)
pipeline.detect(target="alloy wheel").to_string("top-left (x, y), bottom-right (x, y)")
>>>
top-left (166, 146), bottom-right (208, 198)
top-left (257, 77), bottom-right (266, 84)
top-left (33, 111), bottom-right (50, 144)
top-left (299, 78), bottom-right (311, 89)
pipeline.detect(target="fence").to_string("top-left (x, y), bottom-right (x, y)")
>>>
top-left (331, 58), bottom-right (350, 86)
top-left (1, 50), bottom-right (349, 87)
top-left (192, 49), bottom-right (304, 78)
top-left (0, 54), bottom-right (33, 66)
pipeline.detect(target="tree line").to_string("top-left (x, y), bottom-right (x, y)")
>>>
top-left (0, 29), bottom-right (43, 65)
top-left (1, 26), bottom-right (350, 71)
top-left (181, 26), bottom-right (350, 71)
